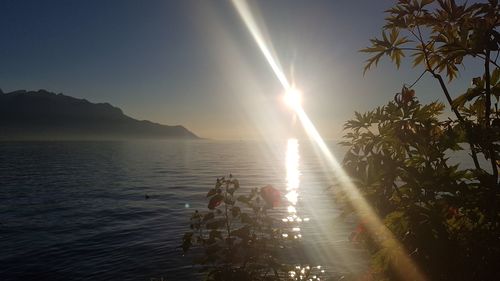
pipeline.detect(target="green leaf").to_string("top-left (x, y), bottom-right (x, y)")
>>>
top-left (231, 226), bottom-right (250, 239)
top-left (207, 188), bottom-right (217, 197)
top-left (181, 232), bottom-right (193, 252)
top-left (411, 52), bottom-right (425, 68)
top-left (360, 46), bottom-right (385, 53)
top-left (206, 243), bottom-right (221, 255)
top-left (391, 48), bottom-right (405, 68)
top-left (452, 87), bottom-right (483, 108)
top-left (231, 206), bottom-right (241, 217)
top-left (491, 68), bottom-right (500, 85)
top-left (420, 0), bottom-right (434, 7)
top-left (202, 212), bottom-right (215, 223)
top-left (206, 218), bottom-right (226, 229)
top-left (390, 28), bottom-right (399, 44)
top-left (382, 30), bottom-right (389, 43)
top-left (240, 213), bottom-right (253, 224)
top-left (209, 230), bottom-right (222, 240)
top-left (237, 195), bottom-right (249, 203)
top-left (363, 52), bottom-right (385, 75)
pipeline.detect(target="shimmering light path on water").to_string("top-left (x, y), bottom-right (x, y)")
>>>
top-left (282, 138), bottom-right (309, 240)
top-left (231, 1), bottom-right (427, 279)
top-left (0, 140), bottom-right (366, 280)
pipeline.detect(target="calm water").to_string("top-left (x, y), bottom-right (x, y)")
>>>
top-left (0, 140), bottom-right (367, 280)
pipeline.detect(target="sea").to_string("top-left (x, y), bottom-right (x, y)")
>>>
top-left (0, 140), bottom-right (371, 280)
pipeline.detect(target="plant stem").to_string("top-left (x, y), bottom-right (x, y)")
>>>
top-left (411, 24), bottom-right (481, 171)
top-left (432, 72), bottom-right (482, 170)
top-left (484, 50), bottom-right (499, 184)
top-left (224, 180), bottom-right (233, 270)
top-left (225, 181), bottom-right (231, 239)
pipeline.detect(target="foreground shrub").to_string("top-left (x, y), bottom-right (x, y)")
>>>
top-left (340, 95), bottom-right (500, 280)
top-left (351, 0), bottom-right (500, 279)
top-left (182, 175), bottom-right (332, 281)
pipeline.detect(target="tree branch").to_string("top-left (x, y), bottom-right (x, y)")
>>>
top-left (414, 24), bottom-right (482, 171)
top-left (484, 50), bottom-right (499, 184)
top-left (408, 69), bottom-right (428, 88)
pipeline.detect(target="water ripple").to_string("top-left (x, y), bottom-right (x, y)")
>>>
top-left (0, 140), bottom-right (364, 280)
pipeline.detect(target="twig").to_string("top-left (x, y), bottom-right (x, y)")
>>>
top-left (483, 49), bottom-right (499, 184)
top-left (408, 70), bottom-right (428, 89)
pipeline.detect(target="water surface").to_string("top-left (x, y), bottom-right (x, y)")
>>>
top-left (0, 140), bottom-right (366, 280)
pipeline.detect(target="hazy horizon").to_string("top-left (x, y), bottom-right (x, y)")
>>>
top-left (2, 1), bottom-right (498, 280)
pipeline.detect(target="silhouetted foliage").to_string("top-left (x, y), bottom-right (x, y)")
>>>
top-left (343, 0), bottom-right (500, 280)
top-left (182, 175), bottom-right (330, 281)
top-left (361, 0), bottom-right (500, 185)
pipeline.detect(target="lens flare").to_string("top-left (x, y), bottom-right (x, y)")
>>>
top-left (230, 1), bottom-right (426, 280)
top-left (231, 0), bottom-right (290, 90)
top-left (284, 87), bottom-right (302, 111)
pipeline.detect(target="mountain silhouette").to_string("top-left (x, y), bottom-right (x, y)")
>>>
top-left (0, 89), bottom-right (199, 140)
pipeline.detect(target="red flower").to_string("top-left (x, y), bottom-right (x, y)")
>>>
top-left (349, 220), bottom-right (367, 243)
top-left (260, 185), bottom-right (281, 207)
top-left (208, 194), bottom-right (224, 210)
top-left (355, 221), bottom-right (366, 234)
top-left (402, 88), bottom-right (415, 103)
top-left (447, 206), bottom-right (459, 219)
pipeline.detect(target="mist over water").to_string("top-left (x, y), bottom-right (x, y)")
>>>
top-left (0, 140), bottom-right (366, 280)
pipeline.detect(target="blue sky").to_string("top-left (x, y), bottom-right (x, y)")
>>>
top-left (0, 0), bottom-right (484, 139)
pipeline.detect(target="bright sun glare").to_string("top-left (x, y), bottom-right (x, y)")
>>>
top-left (231, 0), bottom-right (426, 280)
top-left (283, 87), bottom-right (302, 110)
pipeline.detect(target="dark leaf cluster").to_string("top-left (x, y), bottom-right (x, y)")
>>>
top-left (340, 93), bottom-right (500, 280)
top-left (182, 176), bottom-right (331, 281)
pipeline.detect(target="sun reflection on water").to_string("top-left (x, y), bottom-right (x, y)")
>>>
top-left (286, 138), bottom-right (300, 204)
top-left (231, 1), bottom-right (427, 278)
top-left (283, 138), bottom-right (309, 238)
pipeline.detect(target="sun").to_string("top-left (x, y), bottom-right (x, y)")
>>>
top-left (283, 87), bottom-right (302, 111)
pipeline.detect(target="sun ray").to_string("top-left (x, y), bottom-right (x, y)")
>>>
top-left (231, 0), bottom-right (290, 90)
top-left (230, 1), bottom-right (426, 280)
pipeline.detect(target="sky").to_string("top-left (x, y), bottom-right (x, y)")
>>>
top-left (0, 0), bottom-right (485, 139)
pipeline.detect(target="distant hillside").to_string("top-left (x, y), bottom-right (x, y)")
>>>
top-left (0, 89), bottom-right (199, 140)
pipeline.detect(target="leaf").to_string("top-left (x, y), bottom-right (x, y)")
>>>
top-left (390, 28), bottom-right (399, 44)
top-left (181, 232), bottom-right (193, 252)
top-left (202, 212), bottom-right (215, 223)
top-left (452, 87), bottom-right (483, 108)
top-left (395, 36), bottom-right (411, 46)
top-left (360, 46), bottom-right (386, 53)
top-left (231, 206), bottom-right (241, 217)
top-left (206, 243), bottom-right (221, 255)
top-left (206, 188), bottom-right (217, 197)
top-left (206, 218), bottom-right (226, 229)
top-left (260, 185), bottom-right (281, 207)
top-left (491, 68), bottom-right (500, 85)
top-left (224, 197), bottom-right (234, 205)
top-left (391, 48), bottom-right (405, 68)
top-left (363, 52), bottom-right (385, 75)
top-left (446, 63), bottom-right (458, 81)
top-left (231, 226), bottom-right (250, 239)
top-left (237, 195), bottom-right (249, 203)
top-left (208, 194), bottom-right (224, 210)
top-left (209, 230), bottom-right (222, 240)
top-left (382, 30), bottom-right (389, 43)
top-left (240, 213), bottom-right (254, 224)
top-left (421, 0), bottom-right (434, 7)
top-left (411, 52), bottom-right (425, 68)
